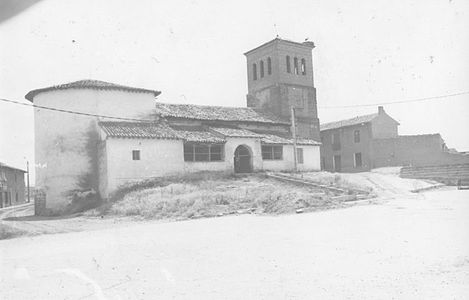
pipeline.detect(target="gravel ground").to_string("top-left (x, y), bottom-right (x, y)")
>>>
top-left (1, 188), bottom-right (468, 299)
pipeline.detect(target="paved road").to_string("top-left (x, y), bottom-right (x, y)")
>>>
top-left (1, 189), bottom-right (468, 299)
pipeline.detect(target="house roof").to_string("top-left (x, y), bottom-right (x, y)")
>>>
top-left (99, 122), bottom-right (179, 140)
top-left (25, 79), bottom-right (161, 102)
top-left (99, 122), bottom-right (320, 147)
top-left (154, 103), bottom-right (290, 125)
top-left (320, 113), bottom-right (380, 131)
top-left (260, 133), bottom-right (321, 146)
top-left (209, 127), bottom-right (263, 138)
top-left (0, 162), bottom-right (26, 173)
top-left (171, 126), bottom-right (226, 144)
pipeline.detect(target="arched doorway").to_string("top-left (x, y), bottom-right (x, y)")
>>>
top-left (234, 145), bottom-right (252, 173)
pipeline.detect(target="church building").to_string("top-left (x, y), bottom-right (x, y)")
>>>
top-left (26, 38), bottom-right (321, 215)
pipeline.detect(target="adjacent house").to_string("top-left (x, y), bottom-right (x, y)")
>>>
top-left (320, 106), bottom-right (469, 172)
top-left (0, 162), bottom-right (26, 208)
top-left (26, 38), bottom-right (322, 215)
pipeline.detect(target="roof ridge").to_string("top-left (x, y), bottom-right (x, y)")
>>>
top-left (25, 79), bottom-right (161, 102)
top-left (321, 112), bottom-right (378, 127)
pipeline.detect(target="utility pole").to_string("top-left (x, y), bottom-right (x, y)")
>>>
top-left (291, 106), bottom-right (298, 172)
top-left (26, 161), bottom-right (30, 203)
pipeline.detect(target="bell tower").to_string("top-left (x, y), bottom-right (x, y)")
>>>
top-left (244, 38), bottom-right (320, 140)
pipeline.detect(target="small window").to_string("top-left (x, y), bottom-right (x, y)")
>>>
top-left (301, 58), bottom-right (306, 75)
top-left (354, 153), bottom-right (362, 168)
top-left (253, 63), bottom-right (257, 80)
top-left (286, 56), bottom-right (291, 73)
top-left (132, 150), bottom-right (140, 160)
top-left (294, 57), bottom-right (299, 75)
top-left (354, 130), bottom-right (360, 143)
top-left (260, 60), bottom-right (264, 78)
top-left (267, 57), bottom-right (272, 75)
top-left (297, 148), bottom-right (304, 164)
top-left (262, 145), bottom-right (283, 160)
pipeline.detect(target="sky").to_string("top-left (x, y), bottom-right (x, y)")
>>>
top-left (0, 0), bottom-right (468, 182)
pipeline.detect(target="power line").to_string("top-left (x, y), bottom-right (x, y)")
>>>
top-left (1, 89), bottom-right (468, 119)
top-left (0, 98), bottom-right (156, 122)
top-left (318, 91), bottom-right (469, 109)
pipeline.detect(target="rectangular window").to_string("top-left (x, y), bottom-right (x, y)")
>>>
top-left (294, 57), bottom-right (299, 75)
top-left (184, 143), bottom-right (224, 162)
top-left (262, 145), bottom-right (283, 160)
top-left (297, 148), bottom-right (304, 164)
top-left (286, 56), bottom-right (291, 73)
top-left (332, 132), bottom-right (341, 150)
top-left (132, 150), bottom-right (140, 160)
top-left (354, 130), bottom-right (360, 143)
top-left (253, 63), bottom-right (257, 80)
top-left (354, 152), bottom-right (362, 168)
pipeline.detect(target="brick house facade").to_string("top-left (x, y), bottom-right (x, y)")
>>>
top-left (320, 106), bottom-right (399, 172)
top-left (0, 163), bottom-right (26, 208)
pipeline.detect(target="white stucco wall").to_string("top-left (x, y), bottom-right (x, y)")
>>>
top-left (34, 88), bottom-right (156, 212)
top-left (101, 137), bottom-right (320, 198)
top-left (262, 145), bottom-right (320, 172)
top-left (103, 138), bottom-right (184, 198)
top-left (182, 138), bottom-right (263, 173)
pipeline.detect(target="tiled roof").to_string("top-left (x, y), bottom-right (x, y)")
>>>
top-left (0, 162), bottom-right (26, 172)
top-left (98, 122), bottom-right (320, 146)
top-left (260, 133), bottom-right (320, 146)
top-left (25, 80), bottom-right (161, 102)
top-left (171, 126), bottom-right (226, 143)
top-left (320, 113), bottom-right (379, 131)
top-left (154, 103), bottom-right (289, 125)
top-left (209, 127), bottom-right (263, 138)
top-left (99, 122), bottom-right (179, 139)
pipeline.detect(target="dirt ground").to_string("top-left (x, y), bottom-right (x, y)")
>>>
top-left (1, 187), bottom-right (468, 299)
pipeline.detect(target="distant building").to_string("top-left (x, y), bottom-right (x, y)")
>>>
top-left (320, 106), bottom-right (469, 172)
top-left (0, 162), bottom-right (26, 208)
top-left (26, 38), bottom-right (321, 215)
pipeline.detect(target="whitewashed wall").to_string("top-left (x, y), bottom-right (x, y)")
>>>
top-left (34, 89), bottom-right (156, 212)
top-left (262, 145), bottom-right (320, 172)
top-left (103, 138), bottom-right (184, 197)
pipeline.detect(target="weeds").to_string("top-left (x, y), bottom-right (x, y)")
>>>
top-left (94, 173), bottom-right (343, 220)
top-left (0, 223), bottom-right (28, 240)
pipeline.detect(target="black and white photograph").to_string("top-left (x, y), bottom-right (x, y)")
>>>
top-left (1, 0), bottom-right (468, 299)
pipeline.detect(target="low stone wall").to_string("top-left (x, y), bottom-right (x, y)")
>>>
top-left (400, 163), bottom-right (469, 185)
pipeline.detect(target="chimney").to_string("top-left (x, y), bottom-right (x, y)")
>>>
top-left (378, 106), bottom-right (384, 114)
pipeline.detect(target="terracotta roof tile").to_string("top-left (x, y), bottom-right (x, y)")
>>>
top-left (154, 103), bottom-right (289, 125)
top-left (320, 113), bottom-right (378, 131)
top-left (25, 80), bottom-right (161, 102)
top-left (171, 126), bottom-right (226, 143)
top-left (209, 127), bottom-right (263, 138)
top-left (99, 122), bottom-right (179, 139)
top-left (260, 133), bottom-right (320, 145)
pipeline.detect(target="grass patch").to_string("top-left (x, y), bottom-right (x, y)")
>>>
top-left (0, 223), bottom-right (28, 240)
top-left (90, 172), bottom-right (344, 220)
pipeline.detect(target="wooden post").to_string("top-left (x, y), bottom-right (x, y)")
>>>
top-left (291, 107), bottom-right (298, 172)
top-left (27, 161), bottom-right (30, 203)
